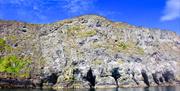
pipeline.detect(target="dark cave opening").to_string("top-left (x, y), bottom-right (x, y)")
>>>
top-left (141, 69), bottom-right (150, 87)
top-left (111, 68), bottom-right (121, 87)
top-left (84, 68), bottom-right (96, 88)
top-left (46, 73), bottom-right (58, 85)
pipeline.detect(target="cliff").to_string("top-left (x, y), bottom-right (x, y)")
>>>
top-left (0, 15), bottom-right (180, 88)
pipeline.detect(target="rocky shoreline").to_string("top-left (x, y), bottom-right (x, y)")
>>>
top-left (0, 68), bottom-right (178, 89)
top-left (0, 78), bottom-right (178, 89)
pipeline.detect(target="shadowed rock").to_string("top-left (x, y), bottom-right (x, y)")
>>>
top-left (141, 69), bottom-right (150, 87)
top-left (162, 70), bottom-right (175, 83)
top-left (32, 78), bottom-right (43, 88)
top-left (132, 71), bottom-right (139, 85)
top-left (152, 73), bottom-right (160, 85)
top-left (0, 78), bottom-right (34, 88)
top-left (159, 77), bottom-right (164, 83)
top-left (46, 73), bottom-right (58, 85)
top-left (111, 68), bottom-right (121, 87)
top-left (73, 68), bottom-right (82, 80)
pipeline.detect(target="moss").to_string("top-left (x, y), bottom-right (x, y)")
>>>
top-left (112, 23), bottom-right (130, 29)
top-left (63, 66), bottom-right (74, 81)
top-left (91, 40), bottom-right (145, 56)
top-left (6, 35), bottom-right (18, 43)
top-left (77, 30), bottom-right (97, 38)
top-left (90, 42), bottom-right (104, 48)
top-left (71, 82), bottom-right (82, 88)
top-left (0, 38), bottom-right (6, 44)
top-left (66, 25), bottom-right (96, 38)
top-left (0, 55), bottom-right (31, 78)
top-left (67, 26), bottom-right (82, 37)
top-left (92, 59), bottom-right (103, 65)
top-left (92, 41), bottom-right (128, 51)
top-left (114, 42), bottom-right (128, 51)
top-left (117, 60), bottom-right (124, 65)
top-left (136, 47), bottom-right (144, 55)
top-left (77, 50), bottom-right (85, 58)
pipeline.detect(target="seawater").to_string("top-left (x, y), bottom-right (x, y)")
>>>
top-left (0, 86), bottom-right (180, 91)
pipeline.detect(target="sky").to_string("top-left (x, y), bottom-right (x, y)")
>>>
top-left (0, 0), bottom-right (180, 34)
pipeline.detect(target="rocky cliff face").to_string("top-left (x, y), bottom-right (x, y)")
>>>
top-left (0, 15), bottom-right (180, 88)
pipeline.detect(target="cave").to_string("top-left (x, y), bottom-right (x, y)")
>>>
top-left (46, 73), bottom-right (58, 85)
top-left (111, 68), bottom-right (121, 87)
top-left (159, 77), bottom-right (164, 83)
top-left (84, 68), bottom-right (96, 88)
top-left (141, 69), bottom-right (150, 87)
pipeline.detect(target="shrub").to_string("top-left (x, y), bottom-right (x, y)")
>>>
top-left (0, 55), bottom-right (30, 77)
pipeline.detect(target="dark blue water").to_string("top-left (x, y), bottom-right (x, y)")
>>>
top-left (0, 86), bottom-right (179, 91)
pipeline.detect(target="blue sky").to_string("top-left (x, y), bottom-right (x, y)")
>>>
top-left (0, 0), bottom-right (180, 34)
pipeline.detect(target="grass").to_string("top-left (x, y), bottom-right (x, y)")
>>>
top-left (91, 40), bottom-right (144, 55)
top-left (66, 25), bottom-right (96, 38)
top-left (92, 59), bottom-right (103, 65)
top-left (114, 42), bottom-right (128, 51)
top-left (0, 38), bottom-right (6, 52)
top-left (92, 41), bottom-right (128, 51)
top-left (117, 60), bottom-right (124, 65)
top-left (0, 38), bottom-right (12, 53)
top-left (77, 30), bottom-right (97, 38)
top-left (67, 26), bottom-right (82, 37)
top-left (136, 47), bottom-right (145, 55)
top-left (0, 55), bottom-right (31, 78)
top-left (112, 23), bottom-right (130, 29)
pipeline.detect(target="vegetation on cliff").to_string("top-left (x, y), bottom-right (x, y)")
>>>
top-left (0, 38), bottom-right (31, 78)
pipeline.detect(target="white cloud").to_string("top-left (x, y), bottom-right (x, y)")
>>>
top-left (161, 0), bottom-right (180, 21)
top-left (63, 0), bottom-right (96, 15)
top-left (0, 0), bottom-right (120, 23)
top-left (0, 0), bottom-right (49, 22)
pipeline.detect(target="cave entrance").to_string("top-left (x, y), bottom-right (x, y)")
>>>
top-left (85, 68), bottom-right (96, 88)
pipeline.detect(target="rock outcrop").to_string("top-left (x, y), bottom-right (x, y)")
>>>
top-left (0, 15), bottom-right (180, 88)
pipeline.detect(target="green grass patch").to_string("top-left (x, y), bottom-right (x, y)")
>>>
top-left (67, 26), bottom-right (82, 37)
top-left (66, 26), bottom-right (96, 38)
top-left (77, 30), bottom-right (97, 38)
top-left (114, 42), bottom-right (128, 51)
top-left (92, 59), bottom-right (103, 65)
top-left (0, 55), bottom-right (31, 78)
top-left (91, 40), bottom-right (145, 55)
